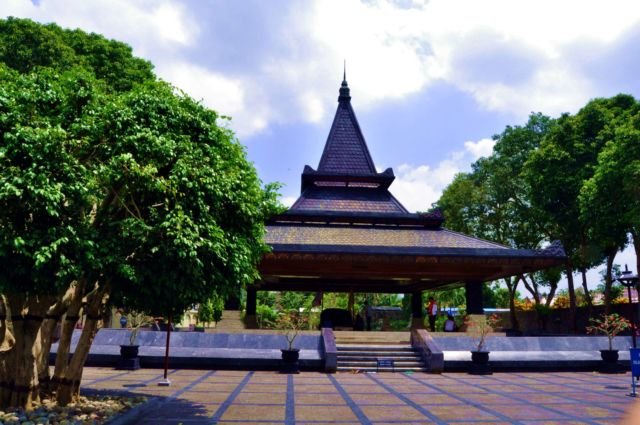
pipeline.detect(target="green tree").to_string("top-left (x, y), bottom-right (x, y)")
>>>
top-left (580, 99), bottom-right (640, 284)
top-left (437, 113), bottom-right (554, 329)
top-left (0, 18), bottom-right (278, 409)
top-left (525, 95), bottom-right (638, 323)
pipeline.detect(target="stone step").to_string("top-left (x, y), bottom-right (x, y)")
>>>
top-left (335, 341), bottom-right (425, 373)
top-left (338, 360), bottom-right (424, 367)
top-left (337, 366), bottom-right (427, 373)
top-left (337, 353), bottom-right (422, 361)
top-left (333, 331), bottom-right (411, 345)
top-left (335, 340), bottom-right (410, 345)
top-left (215, 310), bottom-right (246, 330)
top-left (337, 345), bottom-right (414, 351)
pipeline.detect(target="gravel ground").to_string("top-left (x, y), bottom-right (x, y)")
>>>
top-left (0, 394), bottom-right (147, 425)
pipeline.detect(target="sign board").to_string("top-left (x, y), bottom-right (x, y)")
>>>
top-left (630, 348), bottom-right (640, 397)
top-left (631, 349), bottom-right (640, 377)
top-left (377, 358), bottom-right (394, 372)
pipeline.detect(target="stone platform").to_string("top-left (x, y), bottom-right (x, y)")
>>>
top-left (51, 329), bottom-right (323, 370)
top-left (51, 329), bottom-right (636, 372)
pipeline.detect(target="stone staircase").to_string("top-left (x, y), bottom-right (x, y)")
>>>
top-left (334, 331), bottom-right (426, 373)
top-left (215, 310), bottom-right (246, 331)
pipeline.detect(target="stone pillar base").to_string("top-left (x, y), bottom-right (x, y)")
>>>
top-left (244, 314), bottom-right (258, 329)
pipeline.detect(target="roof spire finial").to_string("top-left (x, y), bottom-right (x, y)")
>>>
top-left (339, 60), bottom-right (351, 102)
top-left (343, 59), bottom-right (346, 83)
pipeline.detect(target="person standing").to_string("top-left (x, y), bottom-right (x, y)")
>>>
top-left (426, 297), bottom-right (438, 332)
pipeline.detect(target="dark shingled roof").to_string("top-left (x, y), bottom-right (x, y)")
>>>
top-left (291, 185), bottom-right (408, 213)
top-left (317, 99), bottom-right (376, 175)
top-left (265, 224), bottom-right (507, 251)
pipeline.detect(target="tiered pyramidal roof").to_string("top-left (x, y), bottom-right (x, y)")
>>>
top-left (262, 75), bottom-right (566, 291)
top-left (292, 74), bottom-right (409, 216)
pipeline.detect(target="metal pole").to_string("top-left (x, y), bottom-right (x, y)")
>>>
top-left (158, 314), bottom-right (172, 386)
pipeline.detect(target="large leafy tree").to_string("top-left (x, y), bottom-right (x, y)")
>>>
top-left (437, 113), bottom-right (554, 329)
top-left (580, 100), bottom-right (640, 281)
top-left (0, 18), bottom-right (277, 409)
top-left (524, 95), bottom-right (637, 324)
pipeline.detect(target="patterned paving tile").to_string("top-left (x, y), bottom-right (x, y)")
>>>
top-left (77, 368), bottom-right (638, 424)
top-left (487, 404), bottom-right (571, 420)
top-left (295, 404), bottom-right (359, 421)
top-left (404, 393), bottom-right (464, 405)
top-left (294, 384), bottom-right (338, 393)
top-left (359, 405), bottom-right (428, 421)
top-left (347, 392), bottom-right (403, 405)
top-left (426, 404), bottom-right (502, 421)
top-left (220, 404), bottom-right (285, 421)
top-left (234, 391), bottom-right (287, 404)
top-left (294, 392), bottom-right (347, 405)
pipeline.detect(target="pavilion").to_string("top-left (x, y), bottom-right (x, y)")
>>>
top-left (244, 75), bottom-right (566, 328)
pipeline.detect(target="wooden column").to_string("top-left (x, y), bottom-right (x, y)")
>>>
top-left (411, 291), bottom-right (425, 329)
top-left (465, 281), bottom-right (484, 314)
top-left (245, 287), bottom-right (258, 329)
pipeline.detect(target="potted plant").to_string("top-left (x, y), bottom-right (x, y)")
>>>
top-left (586, 313), bottom-right (630, 373)
top-left (277, 309), bottom-right (308, 374)
top-left (465, 314), bottom-right (500, 375)
top-left (117, 310), bottom-right (150, 370)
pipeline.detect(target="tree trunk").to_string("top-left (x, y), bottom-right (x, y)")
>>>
top-left (565, 263), bottom-right (577, 333)
top-left (505, 276), bottom-right (520, 330)
top-left (603, 252), bottom-right (615, 314)
top-left (545, 284), bottom-right (558, 309)
top-left (56, 284), bottom-right (108, 406)
top-left (52, 281), bottom-right (85, 391)
top-left (4, 294), bottom-right (49, 410)
top-left (522, 274), bottom-right (540, 304)
top-left (580, 269), bottom-right (593, 315)
top-left (0, 294), bottom-right (16, 407)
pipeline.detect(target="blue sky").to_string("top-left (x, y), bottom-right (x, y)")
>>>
top-left (2, 0), bottom-right (639, 286)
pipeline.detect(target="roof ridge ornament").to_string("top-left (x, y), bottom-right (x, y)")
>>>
top-left (339, 61), bottom-right (351, 102)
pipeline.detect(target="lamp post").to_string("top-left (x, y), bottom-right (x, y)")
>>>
top-left (617, 265), bottom-right (639, 349)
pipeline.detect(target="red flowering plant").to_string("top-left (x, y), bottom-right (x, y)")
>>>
top-left (464, 314), bottom-right (501, 352)
top-left (277, 309), bottom-right (309, 350)
top-left (586, 313), bottom-right (631, 351)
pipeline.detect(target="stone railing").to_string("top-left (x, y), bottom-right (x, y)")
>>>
top-left (321, 327), bottom-right (337, 373)
top-left (411, 328), bottom-right (444, 373)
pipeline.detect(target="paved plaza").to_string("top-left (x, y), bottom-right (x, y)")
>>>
top-left (79, 367), bottom-right (640, 424)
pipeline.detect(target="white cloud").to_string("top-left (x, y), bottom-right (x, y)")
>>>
top-left (4, 0), bottom-right (640, 135)
top-left (277, 0), bottom-right (640, 122)
top-left (0, 0), bottom-right (198, 57)
top-left (157, 63), bottom-right (270, 137)
top-left (281, 196), bottom-right (297, 208)
top-left (389, 137), bottom-right (490, 212)
top-left (464, 138), bottom-right (495, 160)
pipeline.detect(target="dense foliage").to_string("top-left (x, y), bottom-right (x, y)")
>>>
top-left (0, 18), bottom-right (278, 409)
top-left (436, 96), bottom-right (640, 332)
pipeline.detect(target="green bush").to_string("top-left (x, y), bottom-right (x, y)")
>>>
top-left (257, 304), bottom-right (278, 328)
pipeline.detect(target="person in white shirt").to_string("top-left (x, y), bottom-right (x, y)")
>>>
top-left (444, 314), bottom-right (456, 332)
top-left (426, 297), bottom-right (438, 332)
